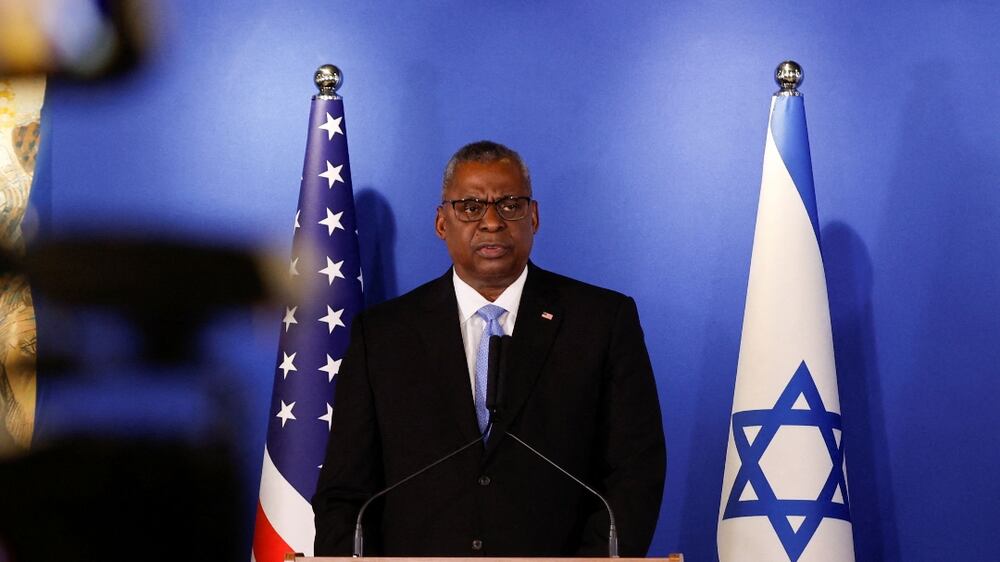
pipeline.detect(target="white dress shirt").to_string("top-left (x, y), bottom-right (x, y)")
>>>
top-left (452, 265), bottom-right (528, 399)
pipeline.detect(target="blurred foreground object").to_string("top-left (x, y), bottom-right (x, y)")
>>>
top-left (18, 237), bottom-right (279, 365)
top-left (0, 0), bottom-right (152, 78)
top-left (0, 437), bottom-right (242, 561)
top-left (0, 75), bottom-right (44, 452)
top-left (0, 236), bottom-right (288, 561)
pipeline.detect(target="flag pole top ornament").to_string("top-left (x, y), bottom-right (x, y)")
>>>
top-left (314, 64), bottom-right (343, 100)
top-left (774, 60), bottom-right (803, 97)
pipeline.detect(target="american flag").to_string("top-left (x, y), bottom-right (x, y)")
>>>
top-left (252, 90), bottom-right (364, 562)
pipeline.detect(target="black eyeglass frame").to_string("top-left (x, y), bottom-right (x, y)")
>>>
top-left (440, 195), bottom-right (533, 222)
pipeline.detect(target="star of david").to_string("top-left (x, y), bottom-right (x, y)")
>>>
top-left (723, 361), bottom-right (851, 561)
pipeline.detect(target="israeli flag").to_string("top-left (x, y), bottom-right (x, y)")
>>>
top-left (717, 91), bottom-right (855, 562)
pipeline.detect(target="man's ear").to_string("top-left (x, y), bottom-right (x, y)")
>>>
top-left (530, 200), bottom-right (540, 234)
top-left (435, 207), bottom-right (447, 240)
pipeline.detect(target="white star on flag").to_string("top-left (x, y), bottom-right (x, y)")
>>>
top-left (358, 269), bottom-right (364, 291)
top-left (319, 208), bottom-right (345, 235)
top-left (278, 352), bottom-right (298, 379)
top-left (294, 210), bottom-right (301, 230)
top-left (319, 161), bottom-right (344, 188)
top-left (319, 306), bottom-right (346, 333)
top-left (276, 400), bottom-right (296, 427)
top-left (282, 306), bottom-right (298, 332)
top-left (319, 403), bottom-right (334, 430)
top-left (289, 257), bottom-right (300, 277)
top-left (318, 257), bottom-right (346, 285)
top-left (318, 112), bottom-right (344, 140)
top-left (319, 354), bottom-right (342, 382)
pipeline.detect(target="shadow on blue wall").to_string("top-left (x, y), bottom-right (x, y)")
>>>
top-left (868, 63), bottom-right (1000, 558)
top-left (824, 221), bottom-right (899, 561)
top-left (356, 188), bottom-right (399, 306)
top-left (676, 299), bottom-right (741, 559)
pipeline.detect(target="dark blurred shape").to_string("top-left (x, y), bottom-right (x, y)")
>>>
top-left (0, 437), bottom-right (241, 561)
top-left (6, 236), bottom-right (270, 365)
top-left (0, 235), bottom-right (278, 561)
top-left (0, 0), bottom-right (152, 79)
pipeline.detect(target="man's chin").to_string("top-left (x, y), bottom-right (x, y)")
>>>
top-left (461, 259), bottom-right (525, 285)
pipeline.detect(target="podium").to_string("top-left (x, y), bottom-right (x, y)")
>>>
top-left (285, 553), bottom-right (684, 562)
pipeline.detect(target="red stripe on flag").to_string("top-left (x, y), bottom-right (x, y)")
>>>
top-left (253, 500), bottom-right (296, 562)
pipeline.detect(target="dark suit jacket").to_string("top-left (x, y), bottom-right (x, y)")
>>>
top-left (312, 263), bottom-right (665, 557)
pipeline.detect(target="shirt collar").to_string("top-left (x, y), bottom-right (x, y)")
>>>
top-left (453, 265), bottom-right (529, 323)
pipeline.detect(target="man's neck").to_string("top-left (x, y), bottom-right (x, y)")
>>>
top-left (453, 265), bottom-right (529, 303)
top-left (476, 284), bottom-right (507, 302)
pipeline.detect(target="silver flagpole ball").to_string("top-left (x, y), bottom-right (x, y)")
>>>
top-left (774, 60), bottom-right (803, 96)
top-left (314, 64), bottom-right (342, 99)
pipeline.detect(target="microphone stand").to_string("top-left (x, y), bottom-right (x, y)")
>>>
top-left (493, 335), bottom-right (620, 558)
top-left (505, 431), bottom-right (620, 558)
top-left (352, 424), bottom-right (490, 557)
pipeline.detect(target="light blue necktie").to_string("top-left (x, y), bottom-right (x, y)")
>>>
top-left (475, 304), bottom-right (506, 434)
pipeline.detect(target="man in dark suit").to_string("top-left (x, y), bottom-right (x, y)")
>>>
top-left (313, 141), bottom-right (665, 557)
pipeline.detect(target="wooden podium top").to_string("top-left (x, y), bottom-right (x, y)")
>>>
top-left (285, 553), bottom-right (684, 562)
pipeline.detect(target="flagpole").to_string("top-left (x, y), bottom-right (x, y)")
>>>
top-left (314, 64), bottom-right (343, 100)
top-left (774, 60), bottom-right (803, 96)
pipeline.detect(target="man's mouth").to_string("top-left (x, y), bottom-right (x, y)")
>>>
top-left (474, 243), bottom-right (510, 258)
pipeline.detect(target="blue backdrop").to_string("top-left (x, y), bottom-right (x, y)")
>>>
top-left (29, 1), bottom-right (1000, 560)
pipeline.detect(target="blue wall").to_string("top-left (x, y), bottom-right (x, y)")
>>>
top-left (31, 1), bottom-right (1000, 560)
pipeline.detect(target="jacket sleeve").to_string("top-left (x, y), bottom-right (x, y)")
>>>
top-left (576, 296), bottom-right (666, 556)
top-left (312, 312), bottom-right (385, 555)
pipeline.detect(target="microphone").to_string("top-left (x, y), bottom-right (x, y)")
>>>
top-left (490, 336), bottom-right (619, 557)
top-left (485, 335), bottom-right (511, 421)
top-left (486, 335), bottom-right (502, 414)
top-left (353, 336), bottom-right (509, 556)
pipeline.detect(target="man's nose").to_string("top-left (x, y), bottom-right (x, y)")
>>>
top-left (478, 203), bottom-right (506, 230)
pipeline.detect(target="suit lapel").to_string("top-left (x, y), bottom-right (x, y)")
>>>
top-left (485, 263), bottom-right (562, 458)
top-left (419, 270), bottom-right (484, 446)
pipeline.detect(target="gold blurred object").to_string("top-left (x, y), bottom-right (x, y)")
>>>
top-left (0, 2), bottom-right (52, 74)
top-left (0, 277), bottom-right (35, 450)
top-left (0, 0), bottom-right (153, 78)
top-left (12, 122), bottom-right (40, 172)
top-left (0, 76), bottom-right (44, 454)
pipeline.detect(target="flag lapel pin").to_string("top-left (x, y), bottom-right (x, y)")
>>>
top-left (541, 312), bottom-right (553, 320)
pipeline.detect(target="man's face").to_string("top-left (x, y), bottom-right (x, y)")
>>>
top-left (435, 159), bottom-right (539, 298)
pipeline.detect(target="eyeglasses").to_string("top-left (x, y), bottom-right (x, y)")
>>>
top-left (441, 196), bottom-right (532, 222)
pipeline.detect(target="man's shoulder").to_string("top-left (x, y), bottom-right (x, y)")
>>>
top-left (358, 264), bottom-right (636, 322)
top-left (359, 270), bottom-right (452, 323)
top-left (529, 264), bottom-right (632, 306)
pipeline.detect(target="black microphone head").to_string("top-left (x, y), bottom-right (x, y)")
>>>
top-left (486, 335), bottom-right (502, 412)
top-left (496, 335), bottom-right (513, 411)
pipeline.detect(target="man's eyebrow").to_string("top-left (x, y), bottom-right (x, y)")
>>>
top-left (455, 193), bottom-right (525, 200)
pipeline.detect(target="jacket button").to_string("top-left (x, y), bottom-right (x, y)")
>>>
top-left (478, 475), bottom-right (491, 486)
top-left (472, 539), bottom-right (483, 551)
